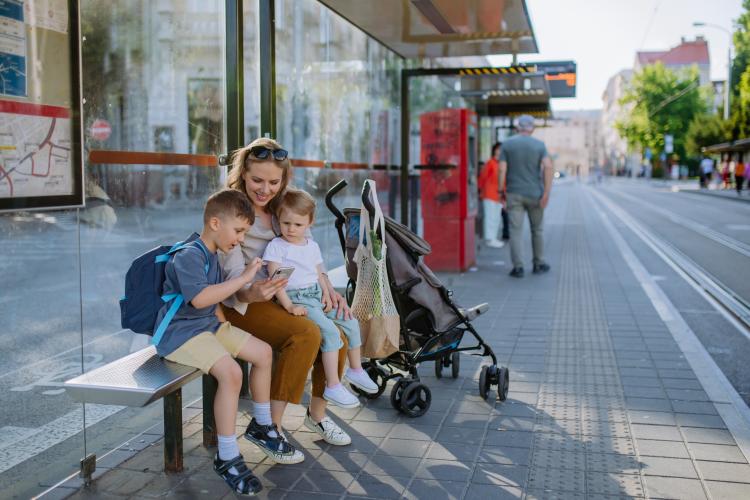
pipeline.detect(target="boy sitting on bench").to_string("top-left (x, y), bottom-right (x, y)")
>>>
top-left (154, 188), bottom-right (299, 496)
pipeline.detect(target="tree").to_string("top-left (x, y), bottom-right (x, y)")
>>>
top-left (730, 0), bottom-right (750, 138)
top-left (616, 63), bottom-right (707, 162)
top-left (685, 114), bottom-right (731, 157)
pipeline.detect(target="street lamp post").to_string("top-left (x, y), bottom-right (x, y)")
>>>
top-left (693, 21), bottom-right (732, 120)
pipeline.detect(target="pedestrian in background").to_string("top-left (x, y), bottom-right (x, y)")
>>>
top-left (699, 155), bottom-right (713, 189)
top-left (499, 115), bottom-right (554, 278)
top-left (735, 153), bottom-right (745, 195)
top-left (477, 142), bottom-right (505, 248)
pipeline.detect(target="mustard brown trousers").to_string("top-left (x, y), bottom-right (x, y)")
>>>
top-left (221, 300), bottom-right (347, 404)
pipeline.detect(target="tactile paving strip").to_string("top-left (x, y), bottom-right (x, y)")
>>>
top-left (526, 199), bottom-right (646, 498)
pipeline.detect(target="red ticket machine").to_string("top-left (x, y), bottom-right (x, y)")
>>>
top-left (419, 108), bottom-right (478, 271)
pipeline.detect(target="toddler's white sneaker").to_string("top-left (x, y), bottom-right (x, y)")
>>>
top-left (323, 383), bottom-right (361, 408)
top-left (344, 368), bottom-right (379, 394)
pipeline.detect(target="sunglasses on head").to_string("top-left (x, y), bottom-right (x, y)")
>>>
top-left (250, 146), bottom-right (288, 161)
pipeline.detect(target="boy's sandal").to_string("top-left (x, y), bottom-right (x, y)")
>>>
top-left (214, 454), bottom-right (263, 496)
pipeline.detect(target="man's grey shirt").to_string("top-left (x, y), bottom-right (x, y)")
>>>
top-left (500, 134), bottom-right (549, 199)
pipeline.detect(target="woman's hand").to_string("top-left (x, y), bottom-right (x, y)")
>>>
top-left (240, 278), bottom-right (288, 304)
top-left (330, 290), bottom-right (352, 320)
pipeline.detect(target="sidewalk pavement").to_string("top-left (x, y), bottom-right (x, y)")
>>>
top-left (47, 183), bottom-right (750, 499)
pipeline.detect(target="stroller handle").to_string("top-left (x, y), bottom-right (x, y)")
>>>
top-left (325, 179), bottom-right (348, 222)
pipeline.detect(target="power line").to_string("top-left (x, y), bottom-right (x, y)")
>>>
top-left (639, 0), bottom-right (663, 49)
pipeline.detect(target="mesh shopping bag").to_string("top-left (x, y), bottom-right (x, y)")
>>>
top-left (350, 180), bottom-right (400, 358)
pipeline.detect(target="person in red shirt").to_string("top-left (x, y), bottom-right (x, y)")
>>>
top-left (478, 142), bottom-right (505, 248)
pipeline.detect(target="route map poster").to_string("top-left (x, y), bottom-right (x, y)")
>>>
top-left (0, 0), bottom-right (27, 98)
top-left (0, 100), bottom-right (72, 199)
top-left (0, 0), bottom-right (82, 212)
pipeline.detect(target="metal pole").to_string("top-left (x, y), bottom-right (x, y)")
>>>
top-left (225, 0), bottom-right (244, 150)
top-left (725, 45), bottom-right (731, 121)
top-left (400, 70), bottom-right (410, 225)
top-left (163, 389), bottom-right (184, 473)
top-left (260, 0), bottom-right (276, 138)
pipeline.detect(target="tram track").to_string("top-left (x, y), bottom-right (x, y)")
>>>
top-left (590, 187), bottom-right (750, 338)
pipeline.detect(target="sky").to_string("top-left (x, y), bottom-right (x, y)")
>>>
top-left (488, 0), bottom-right (744, 111)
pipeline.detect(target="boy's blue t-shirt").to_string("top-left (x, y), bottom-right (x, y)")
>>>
top-left (154, 240), bottom-right (223, 357)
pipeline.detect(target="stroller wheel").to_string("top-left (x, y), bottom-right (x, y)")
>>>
top-left (434, 357), bottom-right (443, 379)
top-left (390, 378), bottom-right (411, 411)
top-left (479, 366), bottom-right (491, 400)
top-left (497, 367), bottom-right (510, 401)
top-left (451, 352), bottom-right (460, 378)
top-left (400, 382), bottom-right (432, 418)
top-left (353, 364), bottom-right (387, 400)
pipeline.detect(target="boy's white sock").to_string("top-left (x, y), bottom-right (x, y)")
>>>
top-left (217, 434), bottom-right (245, 490)
top-left (253, 401), bottom-right (273, 426)
top-left (217, 434), bottom-right (240, 461)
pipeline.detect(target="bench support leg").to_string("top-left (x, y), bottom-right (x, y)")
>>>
top-left (164, 389), bottom-right (183, 473)
top-left (202, 374), bottom-right (218, 447)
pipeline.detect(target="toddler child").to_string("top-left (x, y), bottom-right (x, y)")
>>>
top-left (262, 188), bottom-right (378, 408)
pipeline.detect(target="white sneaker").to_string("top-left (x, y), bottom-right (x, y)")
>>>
top-left (344, 368), bottom-right (379, 394)
top-left (323, 383), bottom-right (361, 408)
top-left (486, 239), bottom-right (505, 248)
top-left (304, 410), bottom-right (352, 446)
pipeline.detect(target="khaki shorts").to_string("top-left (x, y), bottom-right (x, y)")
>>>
top-left (165, 322), bottom-right (251, 374)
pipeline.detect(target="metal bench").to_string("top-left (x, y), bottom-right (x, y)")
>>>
top-left (64, 346), bottom-right (226, 474)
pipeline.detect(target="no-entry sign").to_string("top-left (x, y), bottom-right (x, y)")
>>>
top-left (90, 119), bottom-right (111, 141)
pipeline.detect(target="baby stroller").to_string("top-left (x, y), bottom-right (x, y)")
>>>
top-left (325, 180), bottom-right (509, 417)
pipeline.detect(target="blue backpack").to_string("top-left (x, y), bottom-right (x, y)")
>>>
top-left (119, 233), bottom-right (210, 346)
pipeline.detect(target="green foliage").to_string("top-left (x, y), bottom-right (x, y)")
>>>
top-left (685, 114), bottom-right (731, 156)
top-left (729, 0), bottom-right (750, 138)
top-left (616, 63), bottom-right (707, 160)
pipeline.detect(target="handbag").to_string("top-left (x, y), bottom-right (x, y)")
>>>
top-left (350, 180), bottom-right (400, 358)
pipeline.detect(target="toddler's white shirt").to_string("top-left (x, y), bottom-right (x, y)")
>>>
top-left (262, 237), bottom-right (323, 290)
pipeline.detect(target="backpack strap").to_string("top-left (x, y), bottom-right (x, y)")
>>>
top-left (151, 239), bottom-right (213, 347)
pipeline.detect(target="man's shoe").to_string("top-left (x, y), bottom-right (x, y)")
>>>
top-left (509, 267), bottom-right (524, 278)
top-left (244, 418), bottom-right (304, 464)
top-left (304, 409), bottom-right (352, 445)
top-left (533, 263), bottom-right (551, 274)
top-left (486, 239), bottom-right (505, 248)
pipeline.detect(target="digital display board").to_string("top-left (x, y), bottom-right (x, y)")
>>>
top-left (535, 61), bottom-right (577, 98)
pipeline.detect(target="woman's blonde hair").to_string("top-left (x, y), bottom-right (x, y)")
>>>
top-left (226, 137), bottom-right (292, 214)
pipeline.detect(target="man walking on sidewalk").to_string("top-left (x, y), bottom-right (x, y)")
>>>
top-left (499, 114), bottom-right (554, 278)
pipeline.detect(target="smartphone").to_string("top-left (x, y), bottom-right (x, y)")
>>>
top-left (270, 266), bottom-right (295, 281)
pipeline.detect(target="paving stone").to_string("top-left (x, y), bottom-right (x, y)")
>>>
top-left (681, 427), bottom-right (736, 445)
top-left (586, 471), bottom-right (645, 497)
top-left (639, 456), bottom-right (698, 478)
top-left (704, 480), bottom-right (750, 500)
top-left (660, 378), bottom-right (703, 390)
top-left (443, 413), bottom-right (488, 429)
top-left (584, 435), bottom-right (636, 455)
top-left (308, 452), bottom-right (369, 472)
top-left (626, 397), bottom-right (673, 412)
top-left (635, 439), bottom-right (690, 458)
top-left (670, 401), bottom-right (718, 415)
top-left (387, 424), bottom-right (439, 441)
top-left (623, 386), bottom-right (666, 399)
top-left (581, 419), bottom-right (631, 437)
top-left (425, 442), bottom-right (478, 462)
top-left (484, 430), bottom-right (533, 448)
top-left (472, 463), bottom-right (527, 487)
top-left (585, 452), bottom-right (641, 474)
top-left (414, 459), bottom-right (473, 482)
top-left (631, 424), bottom-right (683, 441)
top-left (476, 445), bottom-right (531, 466)
top-left (292, 471), bottom-right (355, 494)
top-left (628, 410), bottom-right (676, 426)
top-left (695, 461), bottom-right (750, 482)
top-left (688, 443), bottom-right (748, 463)
top-left (402, 479), bottom-right (467, 500)
top-left (644, 476), bottom-right (707, 500)
top-left (435, 426), bottom-right (484, 445)
top-left (675, 413), bottom-right (727, 429)
top-left (529, 449), bottom-right (586, 471)
top-left (347, 420), bottom-right (394, 437)
top-left (464, 483), bottom-right (523, 500)
top-left (489, 415), bottom-right (535, 432)
top-left (359, 455), bottom-right (421, 480)
top-left (527, 466), bottom-right (585, 493)
top-left (532, 433), bottom-right (586, 453)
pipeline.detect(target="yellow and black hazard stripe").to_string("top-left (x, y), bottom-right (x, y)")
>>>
top-left (459, 65), bottom-right (537, 76)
